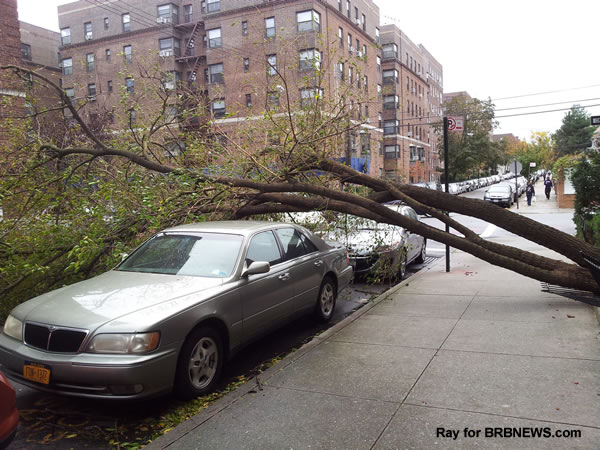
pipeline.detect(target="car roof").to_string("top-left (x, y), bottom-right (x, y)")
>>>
top-left (163, 220), bottom-right (287, 236)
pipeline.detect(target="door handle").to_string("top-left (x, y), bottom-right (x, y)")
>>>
top-left (278, 273), bottom-right (290, 281)
top-left (314, 260), bottom-right (323, 267)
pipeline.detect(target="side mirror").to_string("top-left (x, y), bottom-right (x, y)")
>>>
top-left (242, 261), bottom-right (270, 277)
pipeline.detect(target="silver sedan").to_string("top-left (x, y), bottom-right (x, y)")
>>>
top-left (0, 221), bottom-right (352, 400)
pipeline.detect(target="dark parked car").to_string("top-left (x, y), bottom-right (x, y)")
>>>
top-left (0, 370), bottom-right (18, 448)
top-left (0, 221), bottom-right (352, 400)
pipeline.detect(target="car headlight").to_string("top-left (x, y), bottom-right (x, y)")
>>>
top-left (86, 332), bottom-right (160, 354)
top-left (3, 315), bottom-right (23, 341)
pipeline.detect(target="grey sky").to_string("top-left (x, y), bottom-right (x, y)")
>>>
top-left (17, 0), bottom-right (600, 140)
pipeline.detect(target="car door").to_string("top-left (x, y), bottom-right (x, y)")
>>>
top-left (240, 230), bottom-right (295, 342)
top-left (274, 227), bottom-right (323, 314)
top-left (401, 206), bottom-right (423, 262)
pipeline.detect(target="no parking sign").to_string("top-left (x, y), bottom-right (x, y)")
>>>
top-left (447, 116), bottom-right (464, 132)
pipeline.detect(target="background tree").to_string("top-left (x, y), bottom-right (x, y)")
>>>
top-left (552, 105), bottom-right (595, 156)
top-left (515, 131), bottom-right (556, 176)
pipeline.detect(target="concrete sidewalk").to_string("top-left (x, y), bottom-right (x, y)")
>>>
top-left (149, 192), bottom-right (600, 449)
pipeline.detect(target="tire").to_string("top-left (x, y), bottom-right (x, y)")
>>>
top-left (414, 240), bottom-right (427, 264)
top-left (174, 326), bottom-right (224, 399)
top-left (314, 277), bottom-right (337, 323)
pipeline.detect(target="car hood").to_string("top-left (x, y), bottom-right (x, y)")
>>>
top-left (12, 270), bottom-right (226, 331)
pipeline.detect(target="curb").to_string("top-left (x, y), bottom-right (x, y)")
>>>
top-left (146, 256), bottom-right (446, 449)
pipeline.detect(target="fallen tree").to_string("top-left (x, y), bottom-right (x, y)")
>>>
top-left (1, 63), bottom-right (599, 320)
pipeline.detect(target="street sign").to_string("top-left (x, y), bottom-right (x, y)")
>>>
top-left (591, 116), bottom-right (600, 126)
top-left (530, 162), bottom-right (537, 167)
top-left (447, 116), bottom-right (464, 132)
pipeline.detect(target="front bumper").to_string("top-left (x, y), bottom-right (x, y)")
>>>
top-left (0, 331), bottom-right (180, 399)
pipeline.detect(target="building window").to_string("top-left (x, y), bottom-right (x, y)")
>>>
top-left (105, 49), bottom-right (111, 61)
top-left (298, 48), bottom-right (321, 71)
top-left (60, 27), bottom-right (71, 45)
top-left (207, 0), bottom-right (220, 13)
top-left (104, 17), bottom-right (109, 30)
top-left (84, 22), bottom-right (92, 40)
top-left (21, 43), bottom-right (32, 61)
top-left (346, 0), bottom-right (350, 18)
top-left (376, 55), bottom-right (381, 72)
top-left (375, 27), bottom-right (380, 44)
top-left (338, 27), bottom-right (343, 48)
top-left (377, 84), bottom-right (382, 97)
top-left (300, 88), bottom-right (323, 107)
top-left (268, 91), bottom-right (280, 107)
top-left (296, 10), bottom-right (320, 32)
top-left (123, 45), bottom-right (132, 63)
top-left (122, 13), bottom-right (130, 32)
top-left (364, 75), bottom-right (368, 91)
top-left (128, 109), bottom-right (136, 125)
top-left (266, 54), bottom-right (277, 76)
top-left (384, 145), bottom-right (399, 159)
top-left (208, 63), bottom-right (224, 83)
top-left (347, 33), bottom-right (352, 52)
top-left (243, 58), bottom-right (249, 72)
top-left (242, 21), bottom-right (248, 35)
top-left (159, 37), bottom-right (180, 56)
top-left (64, 87), bottom-right (75, 101)
top-left (338, 62), bottom-right (345, 81)
top-left (384, 120), bottom-right (399, 135)
top-left (245, 93), bottom-right (252, 107)
top-left (61, 57), bottom-right (72, 75)
top-left (378, 112), bottom-right (382, 128)
top-left (362, 13), bottom-right (366, 31)
top-left (383, 69), bottom-right (398, 84)
top-left (126, 77), bottom-right (134, 95)
top-left (87, 83), bottom-right (96, 98)
top-left (162, 71), bottom-right (181, 90)
top-left (338, 0), bottom-right (342, 12)
top-left (348, 66), bottom-right (353, 84)
top-left (265, 17), bottom-right (275, 39)
top-left (382, 43), bottom-right (398, 60)
top-left (184, 4), bottom-right (193, 22)
top-left (107, 80), bottom-right (113, 93)
top-left (207, 28), bottom-right (222, 48)
top-left (212, 99), bottom-right (225, 117)
top-left (383, 95), bottom-right (398, 110)
top-left (157, 3), bottom-right (179, 24)
top-left (362, 44), bottom-right (367, 58)
top-left (86, 53), bottom-right (95, 71)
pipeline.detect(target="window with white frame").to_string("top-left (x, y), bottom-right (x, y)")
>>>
top-left (382, 43), bottom-right (398, 59)
top-left (157, 4), bottom-right (179, 24)
top-left (122, 13), bottom-right (130, 32)
top-left (265, 17), bottom-right (275, 38)
top-left (296, 10), bottom-right (320, 32)
top-left (86, 53), bottom-right (95, 71)
top-left (298, 48), bottom-right (321, 71)
top-left (382, 69), bottom-right (398, 84)
top-left (212, 99), bottom-right (225, 117)
top-left (207, 28), bottom-right (222, 48)
top-left (266, 54), bottom-right (277, 76)
top-left (338, 27), bottom-right (343, 47)
top-left (384, 145), bottom-right (399, 159)
top-left (60, 27), bottom-right (71, 45)
top-left (84, 22), bottom-right (92, 40)
top-left (61, 57), bottom-right (72, 75)
top-left (383, 95), bottom-right (398, 109)
top-left (300, 88), bottom-right (323, 107)
top-left (384, 120), bottom-right (399, 135)
top-left (208, 63), bottom-right (224, 83)
top-left (123, 45), bottom-right (132, 63)
top-left (159, 37), bottom-right (180, 56)
top-left (207, 0), bottom-right (220, 13)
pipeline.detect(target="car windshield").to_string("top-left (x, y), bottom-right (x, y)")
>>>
top-left (488, 186), bottom-right (510, 193)
top-left (117, 232), bottom-right (243, 277)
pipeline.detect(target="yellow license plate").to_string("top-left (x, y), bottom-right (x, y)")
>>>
top-left (23, 362), bottom-right (51, 384)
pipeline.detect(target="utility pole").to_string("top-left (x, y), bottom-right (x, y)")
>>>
top-left (514, 157), bottom-right (519, 210)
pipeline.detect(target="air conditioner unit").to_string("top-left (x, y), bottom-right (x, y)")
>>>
top-left (156, 16), bottom-right (171, 23)
top-left (355, 18), bottom-right (361, 25)
top-left (356, 50), bottom-right (363, 57)
top-left (85, 34), bottom-right (93, 41)
top-left (88, 95), bottom-right (96, 101)
top-left (349, 46), bottom-right (354, 53)
top-left (407, 131), bottom-right (412, 137)
top-left (58, 63), bottom-right (63, 68)
top-left (159, 50), bottom-right (173, 57)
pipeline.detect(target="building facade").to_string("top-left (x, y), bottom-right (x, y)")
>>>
top-left (56, 0), bottom-right (443, 181)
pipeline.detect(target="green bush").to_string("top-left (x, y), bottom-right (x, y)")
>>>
top-left (571, 151), bottom-right (600, 247)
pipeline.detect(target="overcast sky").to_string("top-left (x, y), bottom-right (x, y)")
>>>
top-left (17, 0), bottom-right (600, 141)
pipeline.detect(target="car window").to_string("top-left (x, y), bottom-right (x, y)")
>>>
top-left (299, 232), bottom-right (318, 254)
top-left (118, 233), bottom-right (243, 277)
top-left (276, 228), bottom-right (313, 261)
top-left (246, 231), bottom-right (282, 266)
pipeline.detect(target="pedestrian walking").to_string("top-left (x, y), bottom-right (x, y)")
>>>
top-left (544, 177), bottom-right (553, 200)
top-left (526, 180), bottom-right (535, 206)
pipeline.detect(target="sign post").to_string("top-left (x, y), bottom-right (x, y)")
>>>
top-left (514, 158), bottom-right (519, 210)
top-left (443, 117), bottom-right (450, 273)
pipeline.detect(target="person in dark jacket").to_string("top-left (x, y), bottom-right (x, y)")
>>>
top-left (526, 180), bottom-right (535, 206)
top-left (544, 177), bottom-right (553, 200)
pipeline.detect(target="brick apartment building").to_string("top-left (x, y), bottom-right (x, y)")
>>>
top-left (54, 0), bottom-right (443, 181)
